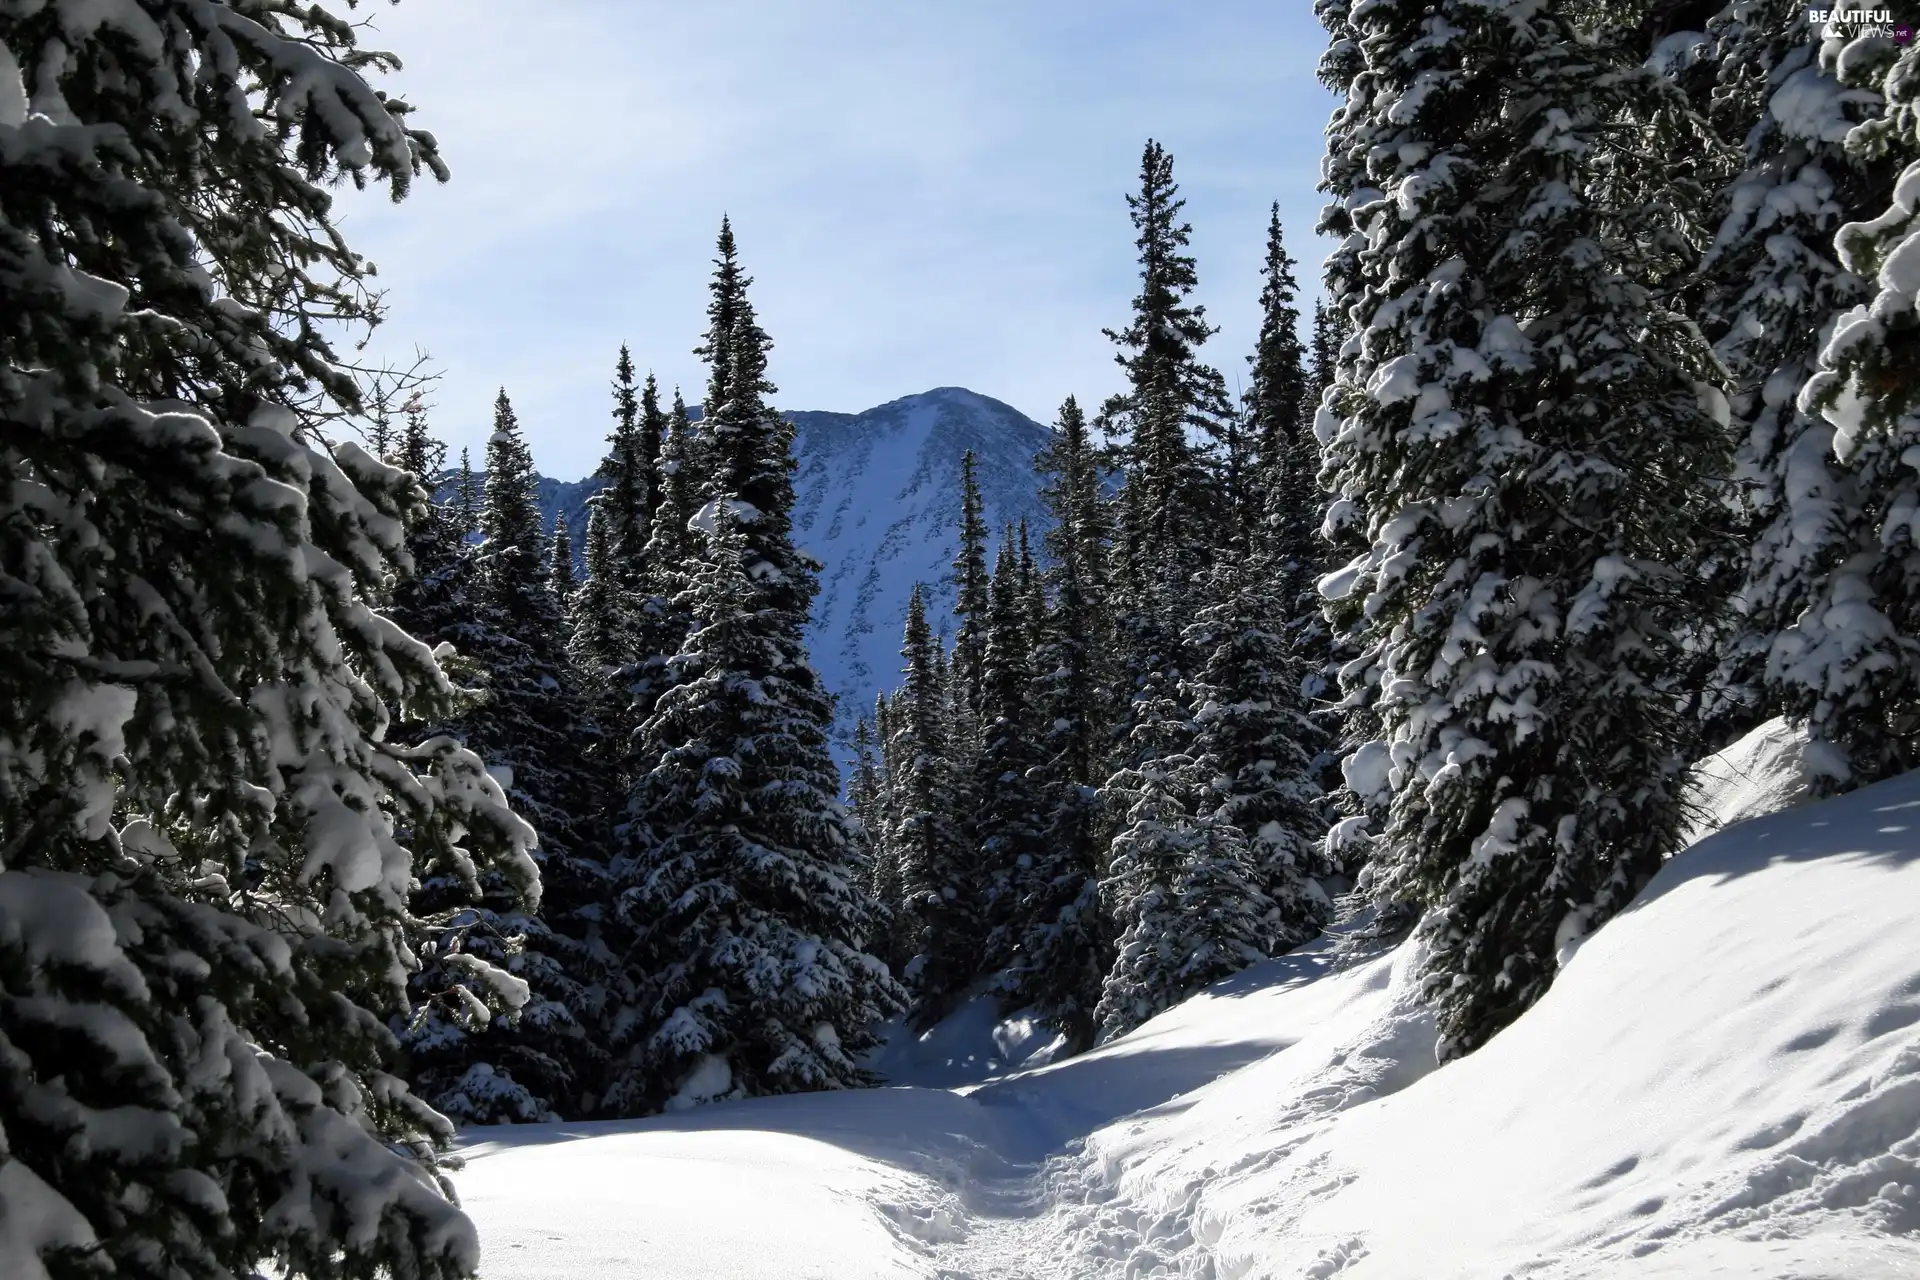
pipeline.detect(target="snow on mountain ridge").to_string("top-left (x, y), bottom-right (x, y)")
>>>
top-left (464, 387), bottom-right (1053, 752)
top-left (784, 387), bottom-right (1054, 749)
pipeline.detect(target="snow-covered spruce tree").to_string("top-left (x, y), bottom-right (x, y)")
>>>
top-left (452, 446), bottom-right (480, 541)
top-left (1245, 206), bottom-right (1330, 638)
top-left (403, 391), bottom-right (611, 1122)
top-left (1770, 23), bottom-right (1920, 788)
top-left (1308, 300), bottom-right (1343, 417)
top-left (950, 451), bottom-right (992, 716)
top-left (1103, 142), bottom-right (1232, 592)
top-left (1317, 0), bottom-right (1728, 1057)
top-left (389, 404), bottom-right (473, 673)
top-left (1093, 697), bottom-right (1273, 1043)
top-left (848, 716), bottom-right (886, 886)
top-left (1035, 396), bottom-right (1114, 641)
top-left (866, 693), bottom-right (917, 974)
top-left (885, 586), bottom-right (979, 1025)
top-left (1243, 204), bottom-right (1313, 547)
top-left (1103, 140), bottom-right (1235, 508)
top-left (1016, 520), bottom-right (1048, 657)
top-left (606, 227), bottom-right (901, 1113)
top-left (1104, 386), bottom-right (1205, 772)
top-left (1616, 0), bottom-right (1846, 753)
top-left (1014, 549), bottom-right (1111, 1048)
top-left (1182, 542), bottom-right (1332, 953)
top-left (939, 453), bottom-right (990, 922)
top-left (548, 510), bottom-right (575, 626)
top-left (638, 372), bottom-right (668, 532)
top-left (568, 351), bottom-right (669, 781)
top-left (1097, 149), bottom-right (1236, 899)
top-left (974, 531), bottom-right (1046, 979)
top-left (624, 389), bottom-right (703, 758)
top-left (611, 510), bottom-right (900, 1111)
top-left (1690, 3), bottom-right (1894, 752)
top-left (567, 505), bottom-right (623, 696)
top-left (0, 6), bottom-right (552, 1278)
top-left (1008, 397), bottom-right (1114, 1048)
top-left (601, 346), bottom-right (654, 589)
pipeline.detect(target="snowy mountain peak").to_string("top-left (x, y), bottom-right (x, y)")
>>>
top-left (784, 388), bottom-right (1054, 746)
top-left (506, 388), bottom-right (1054, 749)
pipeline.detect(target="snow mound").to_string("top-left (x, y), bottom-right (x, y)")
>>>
top-left (455, 720), bottom-right (1918, 1279)
top-left (992, 752), bottom-right (1919, 1278)
top-left (1682, 715), bottom-right (1813, 845)
top-left (867, 995), bottom-right (1067, 1089)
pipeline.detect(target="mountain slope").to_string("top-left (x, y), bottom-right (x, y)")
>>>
top-left (462, 387), bottom-right (1053, 751)
top-left (784, 387), bottom-right (1053, 746)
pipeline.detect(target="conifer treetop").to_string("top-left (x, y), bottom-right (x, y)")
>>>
top-left (1103, 139), bottom-right (1234, 438)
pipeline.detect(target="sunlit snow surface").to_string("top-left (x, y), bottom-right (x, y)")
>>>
top-left (455, 721), bottom-right (1920, 1277)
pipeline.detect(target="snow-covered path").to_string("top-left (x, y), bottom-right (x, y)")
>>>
top-left (454, 724), bottom-right (1920, 1278)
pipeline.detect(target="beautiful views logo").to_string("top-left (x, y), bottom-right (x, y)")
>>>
top-left (1807, 6), bottom-right (1915, 40)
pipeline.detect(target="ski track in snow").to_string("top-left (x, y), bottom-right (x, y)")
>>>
top-left (455, 720), bottom-right (1920, 1278)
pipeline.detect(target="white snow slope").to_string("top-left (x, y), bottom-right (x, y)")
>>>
top-left (454, 721), bottom-right (1920, 1278)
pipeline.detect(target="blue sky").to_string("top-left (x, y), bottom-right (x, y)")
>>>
top-left (336, 1), bottom-right (1336, 480)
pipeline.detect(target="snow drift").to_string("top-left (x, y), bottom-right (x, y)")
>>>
top-left (454, 721), bottom-right (1920, 1278)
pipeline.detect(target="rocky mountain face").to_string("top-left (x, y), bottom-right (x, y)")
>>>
top-left (785, 387), bottom-right (1054, 748)
top-left (466, 387), bottom-right (1054, 753)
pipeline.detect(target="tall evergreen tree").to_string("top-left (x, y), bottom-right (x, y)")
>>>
top-left (454, 446), bottom-right (480, 540)
top-left (610, 514), bottom-right (899, 1111)
top-left (1763, 22), bottom-right (1920, 788)
top-left (1241, 203), bottom-right (1310, 546)
top-left (1308, 299), bottom-right (1343, 417)
top-left (639, 371), bottom-right (669, 530)
top-left (1012, 552), bottom-right (1110, 1048)
top-left (1099, 146), bottom-right (1231, 815)
top-left (849, 716), bottom-right (886, 871)
top-left (0, 7), bottom-right (542, 1276)
top-left (695, 216), bottom-right (749, 428)
top-left (625, 390), bottom-right (703, 757)
top-left (1102, 140), bottom-right (1236, 470)
top-left (606, 225), bottom-right (900, 1112)
top-left (867, 693), bottom-right (917, 974)
top-left (600, 345), bottom-right (652, 594)
top-left (1016, 519), bottom-right (1048, 655)
top-left (391, 404), bottom-right (472, 674)
top-left (951, 451), bottom-right (993, 715)
top-left (975, 532), bottom-right (1047, 976)
top-left (1244, 205), bottom-right (1323, 609)
top-left (1318, 0), bottom-right (1728, 1057)
top-left (550, 510), bottom-right (576, 620)
top-left (1182, 546), bottom-right (1331, 951)
top-left (887, 587), bottom-right (978, 1022)
top-left (664, 389), bottom-right (702, 536)
top-left (568, 504), bottom-right (625, 694)
top-left (404, 391), bottom-right (612, 1122)
top-left (1010, 399), bottom-right (1115, 1047)
top-left (1094, 696), bottom-right (1273, 1043)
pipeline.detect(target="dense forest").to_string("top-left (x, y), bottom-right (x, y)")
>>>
top-left (2, 1), bottom-right (1917, 1277)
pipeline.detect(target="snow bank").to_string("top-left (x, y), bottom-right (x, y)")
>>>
top-left (1680, 714), bottom-right (1813, 845)
top-left (457, 721), bottom-right (1917, 1279)
top-left (866, 995), bottom-right (1066, 1090)
top-left (995, 734), bottom-right (1918, 1278)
